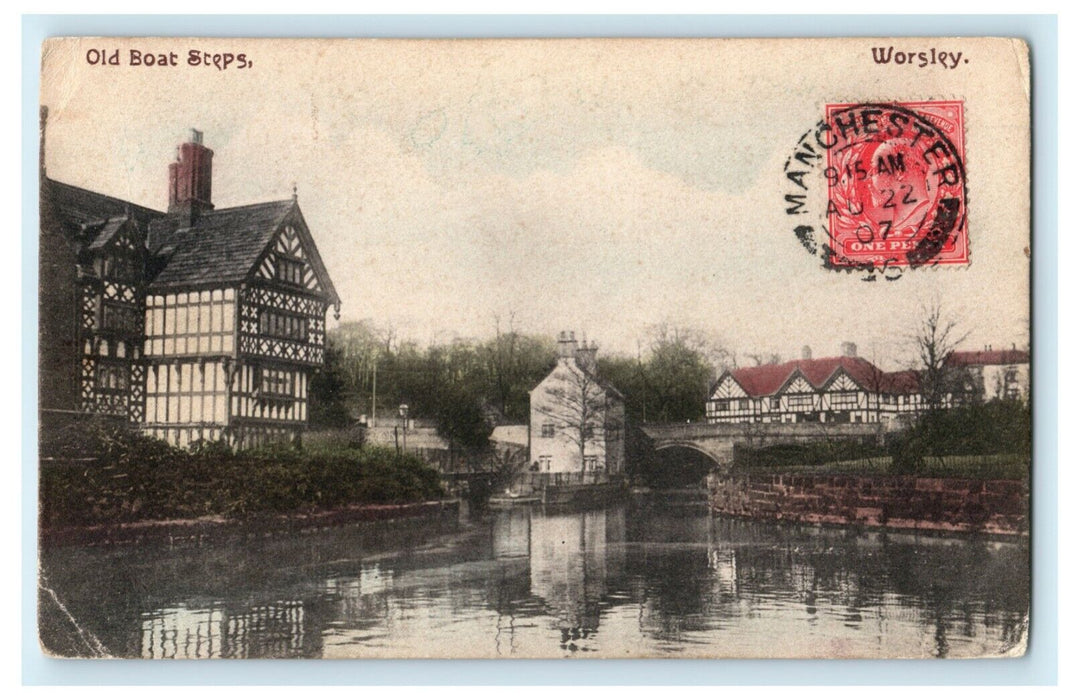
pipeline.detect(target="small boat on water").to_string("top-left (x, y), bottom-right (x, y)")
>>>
top-left (487, 490), bottom-right (540, 508)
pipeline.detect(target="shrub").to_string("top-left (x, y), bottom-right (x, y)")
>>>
top-left (40, 422), bottom-right (446, 528)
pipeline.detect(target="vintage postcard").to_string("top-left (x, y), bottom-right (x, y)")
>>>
top-left (38, 37), bottom-right (1030, 659)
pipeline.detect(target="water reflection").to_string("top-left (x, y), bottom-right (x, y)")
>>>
top-left (38, 498), bottom-right (1028, 659)
top-left (141, 601), bottom-right (307, 659)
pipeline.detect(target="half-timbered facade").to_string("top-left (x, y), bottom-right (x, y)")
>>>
top-left (40, 173), bottom-right (161, 427)
top-left (40, 121), bottom-right (340, 448)
top-left (706, 346), bottom-right (922, 425)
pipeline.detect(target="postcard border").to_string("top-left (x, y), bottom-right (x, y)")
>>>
top-left (20, 13), bottom-right (1058, 687)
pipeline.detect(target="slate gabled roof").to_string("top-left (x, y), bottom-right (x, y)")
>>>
top-left (593, 371), bottom-right (626, 402)
top-left (86, 216), bottom-right (130, 251)
top-left (43, 179), bottom-right (160, 258)
top-left (46, 176), bottom-right (341, 305)
top-left (148, 200), bottom-right (294, 289)
top-left (532, 358), bottom-right (626, 403)
top-left (725, 355), bottom-right (918, 397)
top-left (45, 179), bottom-right (161, 234)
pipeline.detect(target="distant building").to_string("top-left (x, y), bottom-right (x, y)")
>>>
top-left (707, 342), bottom-right (1031, 425)
top-left (489, 425), bottom-right (528, 450)
top-left (706, 342), bottom-right (921, 425)
top-left (40, 113), bottom-right (340, 448)
top-left (948, 346), bottom-right (1030, 402)
top-left (529, 332), bottom-right (625, 474)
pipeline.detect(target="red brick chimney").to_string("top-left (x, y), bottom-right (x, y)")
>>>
top-left (168, 129), bottom-right (214, 225)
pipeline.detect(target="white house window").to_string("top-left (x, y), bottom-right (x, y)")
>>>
top-left (583, 456), bottom-right (599, 472)
top-left (538, 455), bottom-right (552, 471)
top-left (541, 423), bottom-right (555, 438)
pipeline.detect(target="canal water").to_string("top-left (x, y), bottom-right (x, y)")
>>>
top-left (38, 497), bottom-right (1028, 659)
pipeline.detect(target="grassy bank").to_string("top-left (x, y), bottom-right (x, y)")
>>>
top-left (733, 453), bottom-right (1028, 481)
top-left (732, 400), bottom-right (1030, 481)
top-left (40, 420), bottom-right (445, 529)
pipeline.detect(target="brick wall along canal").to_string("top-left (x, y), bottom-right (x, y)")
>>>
top-left (39, 497), bottom-right (1028, 658)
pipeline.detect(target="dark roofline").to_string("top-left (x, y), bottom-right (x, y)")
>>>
top-left (45, 177), bottom-right (164, 220)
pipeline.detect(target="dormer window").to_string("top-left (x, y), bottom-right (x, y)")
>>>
top-left (276, 256), bottom-right (303, 286)
top-left (100, 251), bottom-right (139, 281)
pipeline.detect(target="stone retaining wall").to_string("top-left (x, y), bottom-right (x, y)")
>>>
top-left (709, 474), bottom-right (1026, 536)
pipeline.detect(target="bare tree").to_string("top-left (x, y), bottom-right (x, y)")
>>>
top-left (533, 360), bottom-right (614, 475)
top-left (912, 300), bottom-right (970, 410)
top-left (744, 352), bottom-right (782, 367)
top-left (642, 322), bottom-right (733, 421)
top-left (486, 312), bottom-right (519, 418)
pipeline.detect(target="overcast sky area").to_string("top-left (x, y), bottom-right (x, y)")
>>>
top-left (42, 38), bottom-right (1030, 368)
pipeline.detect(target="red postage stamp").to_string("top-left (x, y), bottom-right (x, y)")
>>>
top-left (822, 101), bottom-right (968, 269)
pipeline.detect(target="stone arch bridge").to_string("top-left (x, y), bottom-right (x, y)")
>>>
top-left (639, 422), bottom-right (886, 473)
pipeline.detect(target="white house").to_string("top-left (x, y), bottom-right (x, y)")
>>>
top-left (947, 347), bottom-right (1030, 403)
top-left (529, 332), bottom-right (625, 474)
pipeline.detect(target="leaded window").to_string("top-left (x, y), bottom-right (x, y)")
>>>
top-left (259, 309), bottom-right (309, 341)
top-left (275, 257), bottom-right (304, 286)
top-left (260, 367), bottom-right (294, 398)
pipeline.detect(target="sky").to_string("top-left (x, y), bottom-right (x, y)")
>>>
top-left (41, 38), bottom-right (1031, 368)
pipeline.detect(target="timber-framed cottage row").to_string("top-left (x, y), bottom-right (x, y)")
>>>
top-left (39, 108), bottom-right (340, 449)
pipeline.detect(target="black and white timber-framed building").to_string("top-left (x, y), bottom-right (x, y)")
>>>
top-left (39, 111), bottom-right (340, 449)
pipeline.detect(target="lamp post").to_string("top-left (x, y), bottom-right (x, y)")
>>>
top-left (399, 403), bottom-right (409, 454)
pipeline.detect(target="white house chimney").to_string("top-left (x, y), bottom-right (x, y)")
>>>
top-left (575, 338), bottom-right (599, 371)
top-left (801, 345), bottom-right (812, 360)
top-left (841, 341), bottom-right (857, 358)
top-left (557, 331), bottom-right (579, 360)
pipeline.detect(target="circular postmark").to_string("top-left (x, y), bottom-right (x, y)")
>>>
top-left (783, 101), bottom-right (968, 280)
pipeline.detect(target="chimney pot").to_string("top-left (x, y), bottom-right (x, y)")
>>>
top-left (801, 345), bottom-right (812, 360)
top-left (841, 341), bottom-right (857, 358)
top-left (557, 330), bottom-right (579, 359)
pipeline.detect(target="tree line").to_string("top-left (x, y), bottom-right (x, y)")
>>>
top-left (309, 319), bottom-right (734, 447)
